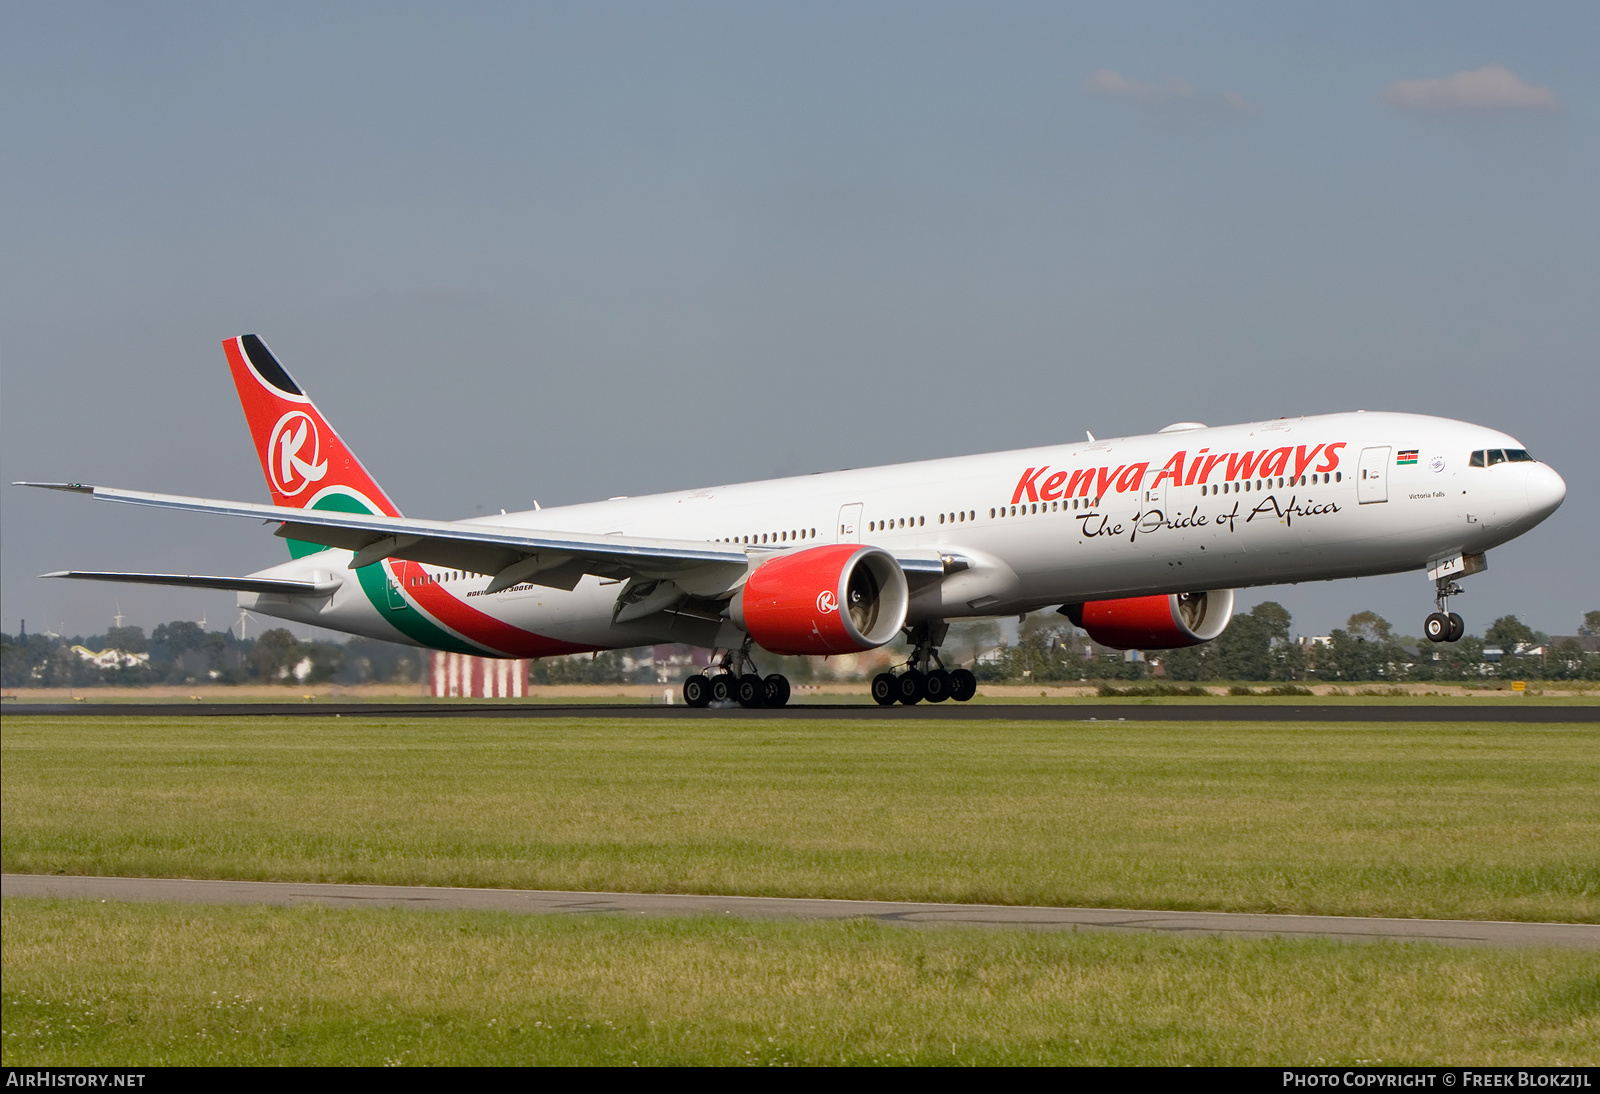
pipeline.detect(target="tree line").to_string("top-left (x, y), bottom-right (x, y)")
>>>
top-left (0, 623), bottom-right (426, 688)
top-left (981, 606), bottom-right (1600, 684)
top-left (4, 607), bottom-right (1597, 688)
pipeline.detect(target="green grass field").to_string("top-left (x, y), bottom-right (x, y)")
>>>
top-left (3, 715), bottom-right (1596, 922)
top-left (5, 713), bottom-right (1598, 1066)
top-left (4, 899), bottom-right (1595, 1066)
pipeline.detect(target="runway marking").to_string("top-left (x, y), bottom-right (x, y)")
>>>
top-left (5, 874), bottom-right (1596, 950)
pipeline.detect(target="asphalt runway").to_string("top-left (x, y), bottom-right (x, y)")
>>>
top-left (5, 702), bottom-right (1597, 721)
top-left (5, 874), bottom-right (1595, 950)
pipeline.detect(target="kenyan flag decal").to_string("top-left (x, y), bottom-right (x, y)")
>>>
top-left (1397, 449), bottom-right (1419, 465)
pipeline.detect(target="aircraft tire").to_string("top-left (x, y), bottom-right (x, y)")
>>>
top-left (897, 669), bottom-right (927, 705)
top-left (871, 672), bottom-right (898, 707)
top-left (710, 672), bottom-right (737, 703)
top-left (1424, 612), bottom-right (1450, 643)
top-left (1446, 613), bottom-right (1465, 643)
top-left (949, 668), bottom-right (978, 702)
top-left (763, 674), bottom-right (791, 708)
top-left (924, 669), bottom-right (952, 703)
top-left (682, 675), bottom-right (711, 708)
top-left (736, 673), bottom-right (765, 708)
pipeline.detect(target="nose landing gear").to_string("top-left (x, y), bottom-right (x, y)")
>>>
top-left (871, 622), bottom-right (978, 706)
top-left (1425, 577), bottom-right (1466, 644)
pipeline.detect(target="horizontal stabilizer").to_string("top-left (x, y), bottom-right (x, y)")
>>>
top-left (41, 571), bottom-right (341, 596)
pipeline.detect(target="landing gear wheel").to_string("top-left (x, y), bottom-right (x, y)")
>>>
top-left (709, 673), bottom-right (736, 704)
top-left (736, 673), bottom-right (765, 708)
top-left (949, 668), bottom-right (977, 703)
top-left (896, 670), bottom-right (927, 705)
top-left (1425, 612), bottom-right (1450, 643)
top-left (1446, 613), bottom-right (1465, 643)
top-left (682, 675), bottom-right (711, 708)
top-left (924, 669), bottom-right (952, 703)
top-left (763, 674), bottom-right (791, 708)
top-left (871, 672), bottom-right (898, 707)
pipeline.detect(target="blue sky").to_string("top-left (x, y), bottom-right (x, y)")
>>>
top-left (3, 2), bottom-right (1595, 641)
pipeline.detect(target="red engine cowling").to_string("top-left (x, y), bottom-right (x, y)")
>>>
top-left (731, 544), bottom-right (909, 655)
top-left (1062, 589), bottom-right (1235, 650)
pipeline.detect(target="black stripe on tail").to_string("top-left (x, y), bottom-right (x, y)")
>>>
top-left (240, 334), bottom-right (303, 396)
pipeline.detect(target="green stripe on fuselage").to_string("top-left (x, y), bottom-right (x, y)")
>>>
top-left (289, 494), bottom-right (480, 654)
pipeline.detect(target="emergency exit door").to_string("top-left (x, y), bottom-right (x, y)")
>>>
top-left (837, 503), bottom-right (863, 543)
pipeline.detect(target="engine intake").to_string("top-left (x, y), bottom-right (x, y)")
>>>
top-left (1062, 589), bottom-right (1235, 651)
top-left (732, 544), bottom-right (909, 655)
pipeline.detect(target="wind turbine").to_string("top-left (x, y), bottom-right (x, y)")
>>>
top-left (113, 600), bottom-right (124, 629)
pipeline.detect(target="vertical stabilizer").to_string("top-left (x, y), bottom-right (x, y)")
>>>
top-left (223, 335), bottom-right (402, 519)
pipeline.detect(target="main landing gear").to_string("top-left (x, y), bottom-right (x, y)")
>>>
top-left (871, 622), bottom-right (978, 706)
top-left (682, 641), bottom-right (791, 708)
top-left (1424, 577), bottom-right (1466, 644)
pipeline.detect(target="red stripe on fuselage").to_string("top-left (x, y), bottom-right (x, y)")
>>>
top-left (387, 559), bottom-right (597, 658)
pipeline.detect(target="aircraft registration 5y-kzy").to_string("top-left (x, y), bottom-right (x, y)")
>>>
top-left (23, 336), bottom-right (1567, 707)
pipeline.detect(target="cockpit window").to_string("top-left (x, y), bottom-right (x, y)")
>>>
top-left (1471, 448), bottom-right (1535, 467)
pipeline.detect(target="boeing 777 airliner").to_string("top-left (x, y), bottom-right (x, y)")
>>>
top-left (22, 335), bottom-right (1567, 707)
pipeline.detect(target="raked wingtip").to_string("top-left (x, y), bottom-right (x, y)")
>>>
top-left (15, 481), bottom-right (95, 493)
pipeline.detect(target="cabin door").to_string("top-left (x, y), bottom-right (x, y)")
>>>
top-left (1358, 446), bottom-right (1390, 504)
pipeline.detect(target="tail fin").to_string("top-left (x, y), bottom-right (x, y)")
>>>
top-left (223, 335), bottom-right (402, 520)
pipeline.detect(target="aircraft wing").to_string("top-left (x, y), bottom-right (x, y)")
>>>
top-left (18, 482), bottom-right (753, 595)
top-left (41, 571), bottom-right (341, 596)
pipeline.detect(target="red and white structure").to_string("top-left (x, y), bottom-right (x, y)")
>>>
top-left (431, 652), bottom-right (528, 698)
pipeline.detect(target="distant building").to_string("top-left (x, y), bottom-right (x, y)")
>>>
top-left (430, 652), bottom-right (528, 698)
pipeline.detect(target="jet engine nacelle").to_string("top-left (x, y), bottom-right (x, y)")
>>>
top-left (731, 544), bottom-right (909, 655)
top-left (1062, 589), bottom-right (1235, 651)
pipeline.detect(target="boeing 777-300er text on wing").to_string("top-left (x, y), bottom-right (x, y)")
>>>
top-left (21, 335), bottom-right (1567, 706)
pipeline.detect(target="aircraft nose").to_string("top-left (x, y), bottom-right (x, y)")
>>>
top-left (1525, 462), bottom-right (1567, 522)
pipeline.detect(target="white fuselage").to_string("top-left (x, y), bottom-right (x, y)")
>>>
top-left (239, 411), bottom-right (1566, 655)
